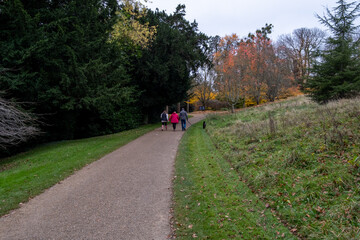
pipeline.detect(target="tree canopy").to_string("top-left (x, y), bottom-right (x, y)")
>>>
top-left (213, 26), bottom-right (296, 110)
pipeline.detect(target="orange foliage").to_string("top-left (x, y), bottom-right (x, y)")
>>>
top-left (214, 31), bottom-right (298, 106)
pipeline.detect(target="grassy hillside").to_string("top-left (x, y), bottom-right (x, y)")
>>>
top-left (204, 96), bottom-right (360, 239)
top-left (0, 124), bottom-right (159, 216)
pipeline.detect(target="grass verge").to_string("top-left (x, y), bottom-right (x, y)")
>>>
top-left (172, 121), bottom-right (295, 239)
top-left (0, 123), bottom-right (159, 216)
top-left (205, 96), bottom-right (360, 239)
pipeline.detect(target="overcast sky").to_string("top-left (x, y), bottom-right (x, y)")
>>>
top-left (145, 0), bottom-right (342, 40)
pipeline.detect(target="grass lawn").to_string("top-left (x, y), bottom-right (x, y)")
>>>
top-left (173, 121), bottom-right (295, 239)
top-left (0, 123), bottom-right (159, 216)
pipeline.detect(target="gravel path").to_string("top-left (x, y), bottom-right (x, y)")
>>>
top-left (0, 114), bottom-right (204, 240)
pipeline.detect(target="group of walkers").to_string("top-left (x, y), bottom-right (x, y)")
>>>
top-left (160, 108), bottom-right (189, 131)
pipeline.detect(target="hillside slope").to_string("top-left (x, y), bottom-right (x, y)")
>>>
top-left (206, 96), bottom-right (360, 239)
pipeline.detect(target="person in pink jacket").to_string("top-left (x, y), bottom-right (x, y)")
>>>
top-left (169, 111), bottom-right (179, 131)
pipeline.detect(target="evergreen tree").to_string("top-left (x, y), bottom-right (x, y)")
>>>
top-left (306, 0), bottom-right (360, 103)
top-left (0, 0), bottom-right (141, 140)
top-left (133, 5), bottom-right (208, 122)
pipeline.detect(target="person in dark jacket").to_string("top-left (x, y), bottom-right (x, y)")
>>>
top-left (179, 108), bottom-right (188, 131)
top-left (160, 110), bottom-right (168, 131)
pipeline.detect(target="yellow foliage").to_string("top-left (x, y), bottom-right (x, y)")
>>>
top-left (281, 86), bottom-right (303, 98)
top-left (111, 0), bottom-right (156, 48)
top-left (186, 97), bottom-right (198, 105)
top-left (245, 97), bottom-right (267, 107)
top-left (209, 92), bottom-right (217, 100)
top-left (187, 89), bottom-right (217, 105)
top-left (245, 98), bottom-right (257, 107)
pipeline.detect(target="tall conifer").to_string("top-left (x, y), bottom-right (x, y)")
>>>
top-left (306, 0), bottom-right (360, 103)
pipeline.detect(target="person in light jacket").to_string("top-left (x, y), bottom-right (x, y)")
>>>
top-left (169, 111), bottom-right (179, 131)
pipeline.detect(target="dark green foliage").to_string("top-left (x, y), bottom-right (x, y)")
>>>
top-left (133, 5), bottom-right (208, 121)
top-left (306, 0), bottom-right (360, 103)
top-left (0, 1), bottom-right (210, 155)
top-left (0, 0), bottom-right (142, 141)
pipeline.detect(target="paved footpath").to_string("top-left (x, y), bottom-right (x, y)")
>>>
top-left (0, 114), bottom-right (204, 240)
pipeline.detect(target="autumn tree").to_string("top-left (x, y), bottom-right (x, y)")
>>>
top-left (306, 0), bottom-right (360, 103)
top-left (277, 28), bottom-right (325, 89)
top-left (214, 34), bottom-right (247, 112)
top-left (214, 25), bottom-right (295, 108)
top-left (237, 25), bottom-right (274, 105)
top-left (245, 33), bottom-right (269, 104)
top-left (217, 55), bottom-right (245, 112)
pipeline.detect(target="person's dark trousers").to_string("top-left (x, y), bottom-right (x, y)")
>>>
top-left (172, 123), bottom-right (177, 131)
top-left (181, 119), bottom-right (186, 131)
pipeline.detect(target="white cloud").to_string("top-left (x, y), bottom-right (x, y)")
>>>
top-left (145, 0), bottom-right (343, 39)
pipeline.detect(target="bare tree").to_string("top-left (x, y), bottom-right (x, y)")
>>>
top-left (191, 35), bottom-right (221, 109)
top-left (193, 65), bottom-right (216, 109)
top-left (0, 97), bottom-right (40, 149)
top-left (277, 28), bottom-right (325, 89)
top-left (265, 46), bottom-right (294, 101)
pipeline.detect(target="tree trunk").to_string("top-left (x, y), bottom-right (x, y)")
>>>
top-left (143, 114), bottom-right (149, 124)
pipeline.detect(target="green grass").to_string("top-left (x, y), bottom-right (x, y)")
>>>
top-left (205, 96), bottom-right (360, 239)
top-left (173, 121), bottom-right (295, 239)
top-left (0, 123), bottom-right (159, 216)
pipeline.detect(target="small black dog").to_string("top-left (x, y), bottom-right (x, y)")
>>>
top-left (203, 121), bottom-right (206, 129)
